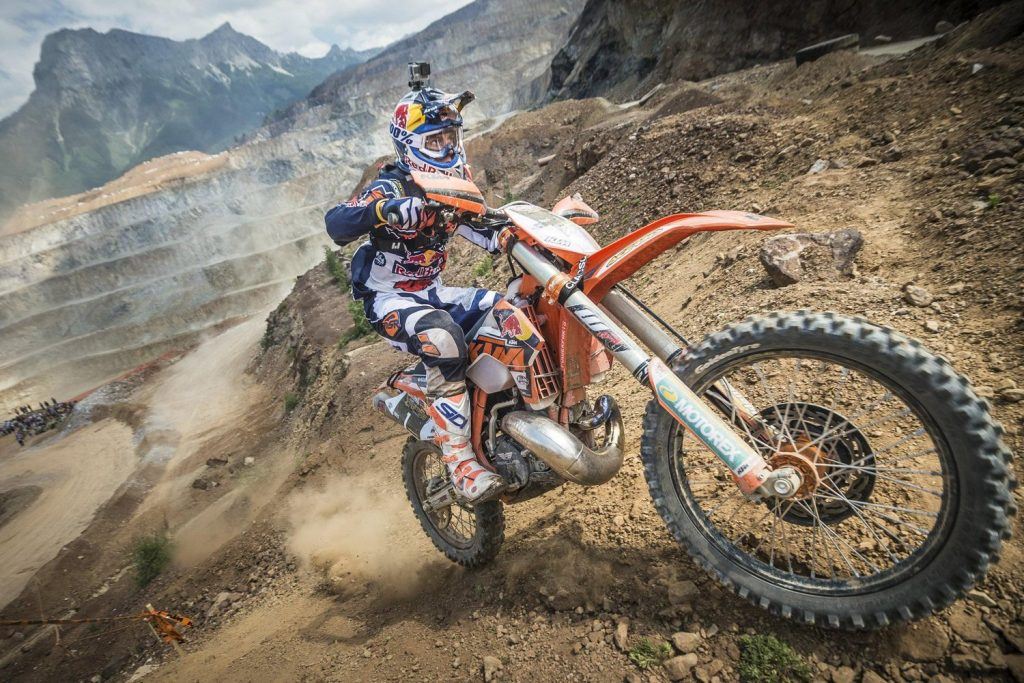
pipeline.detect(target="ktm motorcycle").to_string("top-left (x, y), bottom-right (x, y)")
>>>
top-left (372, 171), bottom-right (1015, 629)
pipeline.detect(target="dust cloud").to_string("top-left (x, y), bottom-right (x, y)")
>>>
top-left (286, 473), bottom-right (434, 600)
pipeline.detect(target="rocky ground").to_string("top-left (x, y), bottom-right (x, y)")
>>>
top-left (1, 6), bottom-right (1023, 682)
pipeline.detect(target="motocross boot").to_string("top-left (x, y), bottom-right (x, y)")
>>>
top-left (429, 390), bottom-right (504, 502)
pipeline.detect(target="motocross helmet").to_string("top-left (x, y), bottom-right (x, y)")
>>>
top-left (389, 87), bottom-right (474, 179)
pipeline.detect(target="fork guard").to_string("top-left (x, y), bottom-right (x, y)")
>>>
top-left (647, 358), bottom-right (770, 494)
top-left (501, 398), bottom-right (624, 486)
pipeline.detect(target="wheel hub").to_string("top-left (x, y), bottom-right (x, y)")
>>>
top-left (758, 403), bottom-right (877, 526)
top-left (768, 437), bottom-right (826, 499)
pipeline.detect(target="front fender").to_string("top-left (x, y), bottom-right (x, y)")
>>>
top-left (583, 210), bottom-right (792, 300)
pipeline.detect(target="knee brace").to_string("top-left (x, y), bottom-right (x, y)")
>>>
top-left (412, 310), bottom-right (469, 394)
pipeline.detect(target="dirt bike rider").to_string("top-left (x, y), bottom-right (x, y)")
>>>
top-left (324, 65), bottom-right (504, 502)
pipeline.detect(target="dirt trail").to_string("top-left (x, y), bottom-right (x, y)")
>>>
top-left (0, 420), bottom-right (135, 608)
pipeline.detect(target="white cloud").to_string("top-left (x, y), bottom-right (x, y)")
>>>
top-left (0, 0), bottom-right (473, 117)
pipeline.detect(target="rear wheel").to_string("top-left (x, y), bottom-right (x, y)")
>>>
top-left (402, 438), bottom-right (504, 567)
top-left (641, 311), bottom-right (1015, 629)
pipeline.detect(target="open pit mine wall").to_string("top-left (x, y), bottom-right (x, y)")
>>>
top-left (0, 0), bottom-right (588, 411)
top-left (0, 131), bottom-right (367, 411)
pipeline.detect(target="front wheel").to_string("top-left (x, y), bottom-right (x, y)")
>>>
top-left (402, 438), bottom-right (504, 567)
top-left (641, 311), bottom-right (1015, 629)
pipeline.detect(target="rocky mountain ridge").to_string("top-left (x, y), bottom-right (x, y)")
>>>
top-left (539, 0), bottom-right (1005, 102)
top-left (254, 0), bottom-right (584, 144)
top-left (0, 23), bottom-right (373, 219)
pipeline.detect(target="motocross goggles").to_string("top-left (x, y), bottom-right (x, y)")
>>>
top-left (418, 125), bottom-right (463, 163)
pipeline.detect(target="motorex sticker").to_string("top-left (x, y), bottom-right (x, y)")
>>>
top-left (653, 371), bottom-right (754, 473)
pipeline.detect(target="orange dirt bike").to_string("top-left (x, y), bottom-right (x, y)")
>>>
top-left (372, 171), bottom-right (1015, 629)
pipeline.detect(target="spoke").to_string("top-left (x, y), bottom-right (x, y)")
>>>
top-left (820, 426), bottom-right (930, 470)
top-left (856, 507), bottom-right (933, 537)
top-left (815, 514), bottom-right (880, 574)
top-left (820, 465), bottom-right (945, 498)
top-left (703, 489), bottom-right (747, 518)
top-left (763, 501), bottom-right (783, 566)
top-left (799, 392), bottom-right (895, 452)
top-left (822, 483), bottom-right (901, 565)
top-left (752, 363), bottom-right (795, 449)
top-left (885, 446), bottom-right (939, 466)
top-left (721, 494), bottom-right (752, 527)
top-left (708, 386), bottom-right (776, 452)
top-left (828, 463), bottom-right (942, 476)
top-left (868, 473), bottom-right (945, 497)
top-left (752, 499), bottom-right (799, 566)
top-left (867, 428), bottom-right (927, 456)
top-left (778, 500), bottom-right (796, 575)
top-left (799, 500), bottom-right (861, 576)
top-left (779, 359), bottom-right (801, 442)
top-left (737, 501), bottom-right (779, 541)
top-left (813, 494), bottom-right (938, 519)
top-left (800, 499), bottom-right (837, 579)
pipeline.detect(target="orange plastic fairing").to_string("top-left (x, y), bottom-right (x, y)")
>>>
top-left (584, 210), bottom-right (792, 300)
top-left (552, 194), bottom-right (600, 225)
top-left (410, 171), bottom-right (485, 215)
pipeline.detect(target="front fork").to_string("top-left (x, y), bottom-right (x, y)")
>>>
top-left (510, 241), bottom-right (800, 499)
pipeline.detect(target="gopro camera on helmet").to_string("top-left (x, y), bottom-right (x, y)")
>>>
top-left (408, 62), bottom-right (431, 90)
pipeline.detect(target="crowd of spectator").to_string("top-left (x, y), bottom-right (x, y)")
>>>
top-left (1, 399), bottom-right (76, 446)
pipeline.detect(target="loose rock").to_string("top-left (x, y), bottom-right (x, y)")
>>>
top-left (898, 623), bottom-right (950, 661)
top-left (672, 631), bottom-right (701, 654)
top-left (663, 654), bottom-right (699, 681)
top-left (614, 618), bottom-right (630, 651)
top-left (904, 284), bottom-right (934, 307)
top-left (482, 655), bottom-right (502, 682)
top-left (831, 666), bottom-right (856, 683)
top-left (759, 229), bottom-right (863, 286)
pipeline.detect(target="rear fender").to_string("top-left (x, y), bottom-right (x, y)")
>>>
top-left (583, 210), bottom-right (792, 300)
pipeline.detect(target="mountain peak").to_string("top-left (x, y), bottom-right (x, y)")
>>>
top-left (208, 22), bottom-right (240, 37)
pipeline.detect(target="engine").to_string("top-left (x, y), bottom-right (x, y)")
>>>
top-left (489, 434), bottom-right (564, 503)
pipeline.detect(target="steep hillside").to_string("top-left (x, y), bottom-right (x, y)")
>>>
top-left (2, 6), bottom-right (1020, 681)
top-left (539, 0), bottom-right (1004, 102)
top-left (0, 23), bottom-right (372, 218)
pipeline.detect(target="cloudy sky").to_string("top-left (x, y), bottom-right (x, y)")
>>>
top-left (0, 0), bottom-right (474, 118)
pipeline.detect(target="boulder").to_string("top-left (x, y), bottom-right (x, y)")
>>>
top-left (759, 229), bottom-right (863, 286)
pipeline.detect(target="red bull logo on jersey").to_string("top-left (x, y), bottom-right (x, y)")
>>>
top-left (392, 248), bottom-right (448, 279)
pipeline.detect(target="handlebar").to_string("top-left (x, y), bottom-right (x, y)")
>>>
top-left (385, 200), bottom-right (508, 229)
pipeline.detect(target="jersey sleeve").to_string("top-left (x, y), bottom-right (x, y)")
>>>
top-left (455, 222), bottom-right (502, 255)
top-left (324, 179), bottom-right (403, 246)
